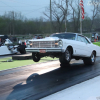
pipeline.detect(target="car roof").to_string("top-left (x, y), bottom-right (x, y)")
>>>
top-left (51, 32), bottom-right (78, 35)
top-left (34, 34), bottom-right (43, 36)
top-left (50, 32), bottom-right (88, 38)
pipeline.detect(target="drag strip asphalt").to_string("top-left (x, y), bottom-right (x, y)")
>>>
top-left (0, 57), bottom-right (100, 100)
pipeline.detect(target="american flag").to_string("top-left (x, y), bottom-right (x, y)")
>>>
top-left (80, 0), bottom-right (85, 19)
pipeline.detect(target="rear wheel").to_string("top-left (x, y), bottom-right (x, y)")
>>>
top-left (83, 51), bottom-right (96, 65)
top-left (32, 52), bottom-right (40, 62)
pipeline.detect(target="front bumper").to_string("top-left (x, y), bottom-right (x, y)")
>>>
top-left (25, 48), bottom-right (64, 53)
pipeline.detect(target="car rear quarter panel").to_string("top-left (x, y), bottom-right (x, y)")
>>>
top-left (93, 44), bottom-right (100, 56)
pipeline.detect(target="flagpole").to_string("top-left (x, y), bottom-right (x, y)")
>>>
top-left (79, 0), bottom-right (84, 35)
top-left (80, 6), bottom-right (82, 35)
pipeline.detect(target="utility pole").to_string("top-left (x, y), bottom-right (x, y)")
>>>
top-left (65, 0), bottom-right (68, 32)
top-left (12, 11), bottom-right (15, 35)
top-left (50, 0), bottom-right (52, 33)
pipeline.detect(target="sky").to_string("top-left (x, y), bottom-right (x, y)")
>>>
top-left (0, 0), bottom-right (50, 19)
top-left (0, 0), bottom-right (95, 20)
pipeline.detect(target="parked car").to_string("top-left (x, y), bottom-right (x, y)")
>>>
top-left (0, 35), bottom-right (18, 55)
top-left (33, 34), bottom-right (43, 39)
top-left (0, 35), bottom-right (26, 55)
top-left (25, 32), bottom-right (100, 66)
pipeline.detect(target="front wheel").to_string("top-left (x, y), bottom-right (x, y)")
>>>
top-left (59, 48), bottom-right (71, 65)
top-left (83, 52), bottom-right (96, 65)
top-left (32, 52), bottom-right (40, 62)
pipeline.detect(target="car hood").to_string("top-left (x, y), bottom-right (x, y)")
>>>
top-left (30, 37), bottom-right (60, 42)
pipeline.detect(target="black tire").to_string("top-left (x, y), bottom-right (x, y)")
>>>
top-left (83, 52), bottom-right (96, 65)
top-left (19, 49), bottom-right (26, 54)
top-left (32, 52), bottom-right (40, 62)
top-left (59, 48), bottom-right (71, 65)
top-left (18, 45), bottom-right (26, 54)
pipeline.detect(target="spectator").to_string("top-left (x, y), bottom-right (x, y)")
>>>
top-left (95, 33), bottom-right (98, 42)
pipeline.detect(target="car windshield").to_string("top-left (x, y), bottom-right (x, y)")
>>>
top-left (50, 33), bottom-right (76, 40)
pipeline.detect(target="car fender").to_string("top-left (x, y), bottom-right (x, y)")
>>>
top-left (61, 39), bottom-right (77, 55)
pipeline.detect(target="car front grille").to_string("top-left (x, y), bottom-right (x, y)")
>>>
top-left (31, 41), bottom-right (55, 48)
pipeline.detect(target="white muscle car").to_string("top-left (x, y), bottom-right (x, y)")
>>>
top-left (25, 32), bottom-right (100, 65)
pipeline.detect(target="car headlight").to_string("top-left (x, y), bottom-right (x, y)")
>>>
top-left (55, 40), bottom-right (63, 47)
top-left (59, 40), bottom-right (63, 47)
top-left (29, 41), bottom-right (33, 47)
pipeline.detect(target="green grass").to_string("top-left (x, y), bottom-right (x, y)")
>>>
top-left (93, 42), bottom-right (100, 47)
top-left (0, 57), bottom-right (58, 71)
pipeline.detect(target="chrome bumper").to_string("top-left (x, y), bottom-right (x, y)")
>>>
top-left (25, 48), bottom-right (64, 53)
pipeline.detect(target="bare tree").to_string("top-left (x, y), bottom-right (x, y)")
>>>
top-left (43, 0), bottom-right (69, 32)
top-left (90, 0), bottom-right (100, 32)
top-left (69, 0), bottom-right (80, 32)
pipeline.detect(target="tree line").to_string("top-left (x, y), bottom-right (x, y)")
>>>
top-left (0, 0), bottom-right (100, 36)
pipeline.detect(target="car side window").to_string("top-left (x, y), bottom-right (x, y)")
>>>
top-left (77, 36), bottom-right (81, 42)
top-left (80, 37), bottom-right (85, 42)
top-left (77, 36), bottom-right (83, 42)
top-left (77, 35), bottom-right (90, 44)
top-left (84, 37), bottom-right (90, 44)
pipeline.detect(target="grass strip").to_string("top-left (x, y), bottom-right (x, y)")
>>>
top-left (0, 57), bottom-right (58, 71)
top-left (93, 42), bottom-right (100, 46)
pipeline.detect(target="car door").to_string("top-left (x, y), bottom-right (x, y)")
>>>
top-left (74, 35), bottom-right (90, 57)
